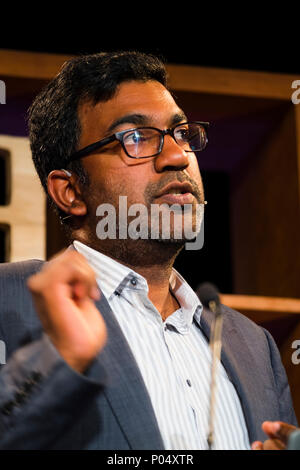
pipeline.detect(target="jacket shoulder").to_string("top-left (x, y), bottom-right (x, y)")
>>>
top-left (221, 302), bottom-right (271, 348)
top-left (221, 303), bottom-right (264, 332)
top-left (0, 259), bottom-right (44, 280)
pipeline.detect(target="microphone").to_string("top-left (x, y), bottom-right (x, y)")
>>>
top-left (196, 282), bottom-right (224, 450)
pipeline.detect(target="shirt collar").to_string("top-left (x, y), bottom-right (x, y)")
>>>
top-left (73, 240), bottom-right (148, 300)
top-left (73, 240), bottom-right (203, 327)
top-left (168, 268), bottom-right (203, 330)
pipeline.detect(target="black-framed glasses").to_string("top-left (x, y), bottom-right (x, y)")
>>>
top-left (68, 121), bottom-right (209, 162)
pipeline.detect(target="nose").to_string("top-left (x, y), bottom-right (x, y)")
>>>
top-left (154, 134), bottom-right (190, 173)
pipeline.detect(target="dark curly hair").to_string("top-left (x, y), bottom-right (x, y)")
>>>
top-left (28, 50), bottom-right (168, 214)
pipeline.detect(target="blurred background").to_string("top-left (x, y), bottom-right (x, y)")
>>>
top-left (0, 18), bottom-right (300, 418)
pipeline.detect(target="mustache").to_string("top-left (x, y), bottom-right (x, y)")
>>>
top-left (144, 172), bottom-right (204, 205)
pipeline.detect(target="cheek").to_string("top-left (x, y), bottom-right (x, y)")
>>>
top-left (188, 156), bottom-right (203, 186)
top-left (83, 154), bottom-right (148, 196)
top-left (86, 165), bottom-right (147, 209)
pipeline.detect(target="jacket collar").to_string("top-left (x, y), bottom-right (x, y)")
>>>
top-left (95, 290), bottom-right (165, 450)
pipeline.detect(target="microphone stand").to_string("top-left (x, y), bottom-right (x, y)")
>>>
top-left (207, 299), bottom-right (223, 450)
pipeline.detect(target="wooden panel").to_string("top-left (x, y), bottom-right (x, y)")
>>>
top-left (0, 49), bottom-right (298, 100)
top-left (295, 105), bottom-right (300, 203)
top-left (0, 49), bottom-right (73, 80)
top-left (230, 106), bottom-right (300, 298)
top-left (0, 135), bottom-right (45, 261)
top-left (174, 90), bottom-right (288, 122)
top-left (166, 64), bottom-right (296, 100)
top-left (220, 294), bottom-right (300, 323)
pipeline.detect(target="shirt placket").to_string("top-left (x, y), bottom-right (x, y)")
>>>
top-left (163, 320), bottom-right (208, 449)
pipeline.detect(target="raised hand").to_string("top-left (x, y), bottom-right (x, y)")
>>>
top-left (27, 250), bottom-right (107, 373)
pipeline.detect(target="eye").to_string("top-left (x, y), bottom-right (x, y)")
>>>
top-left (124, 130), bottom-right (146, 145)
top-left (174, 125), bottom-right (190, 141)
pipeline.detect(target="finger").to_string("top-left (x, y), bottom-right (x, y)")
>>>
top-left (251, 441), bottom-right (263, 450)
top-left (262, 421), bottom-right (297, 444)
top-left (263, 438), bottom-right (286, 450)
top-left (72, 281), bottom-right (100, 301)
top-left (90, 285), bottom-right (101, 301)
top-left (47, 251), bottom-right (96, 284)
top-left (28, 251), bottom-right (98, 298)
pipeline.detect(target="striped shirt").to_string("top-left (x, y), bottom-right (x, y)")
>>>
top-left (73, 240), bottom-right (250, 450)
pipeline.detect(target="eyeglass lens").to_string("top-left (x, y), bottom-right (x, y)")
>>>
top-left (122, 123), bottom-right (207, 158)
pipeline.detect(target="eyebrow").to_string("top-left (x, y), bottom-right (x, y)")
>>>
top-left (105, 110), bottom-right (188, 135)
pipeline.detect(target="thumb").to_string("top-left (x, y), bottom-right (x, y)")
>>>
top-left (251, 441), bottom-right (263, 450)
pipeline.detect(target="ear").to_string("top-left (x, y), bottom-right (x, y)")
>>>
top-left (47, 170), bottom-right (87, 217)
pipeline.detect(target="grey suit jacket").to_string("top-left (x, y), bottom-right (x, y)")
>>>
top-left (0, 259), bottom-right (297, 449)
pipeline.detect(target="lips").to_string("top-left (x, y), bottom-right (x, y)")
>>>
top-left (155, 181), bottom-right (195, 205)
top-left (156, 181), bottom-right (194, 197)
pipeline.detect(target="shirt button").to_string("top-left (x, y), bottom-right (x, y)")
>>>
top-left (131, 278), bottom-right (137, 286)
top-left (186, 379), bottom-right (192, 387)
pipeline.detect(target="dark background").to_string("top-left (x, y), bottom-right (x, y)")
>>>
top-left (1, 7), bottom-right (299, 75)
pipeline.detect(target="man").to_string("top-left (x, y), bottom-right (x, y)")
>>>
top-left (0, 51), bottom-right (297, 450)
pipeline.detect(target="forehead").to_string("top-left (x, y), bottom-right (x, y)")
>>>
top-left (78, 80), bottom-right (182, 139)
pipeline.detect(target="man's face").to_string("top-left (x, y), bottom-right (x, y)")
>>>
top-left (77, 80), bottom-right (205, 243)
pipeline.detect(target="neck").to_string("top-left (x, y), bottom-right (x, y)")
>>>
top-left (125, 258), bottom-right (178, 320)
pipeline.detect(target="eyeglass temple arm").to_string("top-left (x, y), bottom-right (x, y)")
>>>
top-left (68, 134), bottom-right (116, 162)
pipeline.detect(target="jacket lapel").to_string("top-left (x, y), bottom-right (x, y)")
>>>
top-left (95, 291), bottom-right (164, 450)
top-left (200, 305), bottom-right (279, 443)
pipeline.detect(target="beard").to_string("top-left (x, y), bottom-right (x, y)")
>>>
top-left (77, 171), bottom-right (205, 266)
